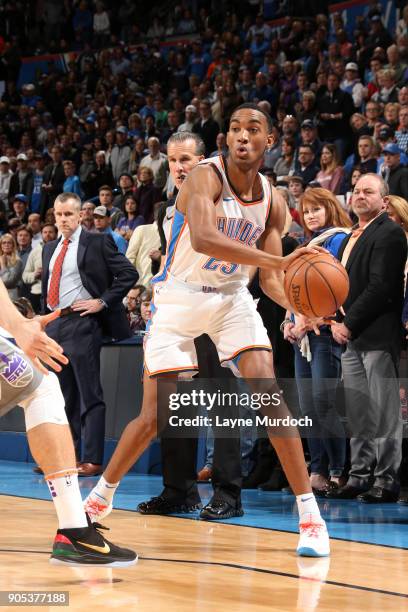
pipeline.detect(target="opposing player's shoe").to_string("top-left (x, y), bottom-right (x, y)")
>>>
top-left (83, 491), bottom-right (113, 523)
top-left (50, 521), bottom-right (137, 567)
top-left (296, 514), bottom-right (330, 557)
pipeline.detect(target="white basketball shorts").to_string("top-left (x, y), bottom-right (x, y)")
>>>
top-left (144, 275), bottom-right (271, 377)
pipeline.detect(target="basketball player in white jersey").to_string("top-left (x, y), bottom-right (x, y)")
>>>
top-left (85, 103), bottom-right (330, 556)
top-left (0, 278), bottom-right (136, 566)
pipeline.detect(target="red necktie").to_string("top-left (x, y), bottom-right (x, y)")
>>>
top-left (47, 238), bottom-right (70, 309)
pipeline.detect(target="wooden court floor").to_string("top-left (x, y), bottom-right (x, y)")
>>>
top-left (1, 496), bottom-right (408, 611)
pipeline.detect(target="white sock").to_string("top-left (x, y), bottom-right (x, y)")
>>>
top-left (91, 475), bottom-right (119, 505)
top-left (46, 472), bottom-right (88, 530)
top-left (296, 493), bottom-right (321, 521)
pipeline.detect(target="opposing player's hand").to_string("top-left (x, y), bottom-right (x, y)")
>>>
top-left (13, 314), bottom-right (68, 375)
top-left (280, 246), bottom-right (328, 272)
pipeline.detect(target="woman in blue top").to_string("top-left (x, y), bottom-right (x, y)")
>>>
top-left (283, 188), bottom-right (352, 495)
top-left (62, 160), bottom-right (83, 198)
top-left (115, 195), bottom-right (145, 242)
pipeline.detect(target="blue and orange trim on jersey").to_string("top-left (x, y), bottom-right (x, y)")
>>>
top-left (152, 208), bottom-right (186, 284)
top-left (219, 155), bottom-right (265, 206)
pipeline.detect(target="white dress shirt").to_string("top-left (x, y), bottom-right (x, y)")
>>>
top-left (47, 226), bottom-right (92, 310)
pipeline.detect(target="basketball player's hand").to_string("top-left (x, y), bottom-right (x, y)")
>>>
top-left (280, 246), bottom-right (328, 271)
top-left (14, 314), bottom-right (68, 375)
top-left (72, 299), bottom-right (105, 316)
top-left (331, 322), bottom-right (351, 345)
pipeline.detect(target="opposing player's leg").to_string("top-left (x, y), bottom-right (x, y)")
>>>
top-left (84, 371), bottom-right (177, 522)
top-left (237, 350), bottom-right (330, 557)
top-left (18, 372), bottom-right (137, 567)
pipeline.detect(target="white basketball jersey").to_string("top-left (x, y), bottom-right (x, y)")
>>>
top-left (153, 155), bottom-right (272, 288)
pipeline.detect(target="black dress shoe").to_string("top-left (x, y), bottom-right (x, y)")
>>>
top-left (199, 497), bottom-right (244, 520)
top-left (357, 486), bottom-right (399, 504)
top-left (136, 495), bottom-right (202, 515)
top-left (325, 484), bottom-right (368, 499)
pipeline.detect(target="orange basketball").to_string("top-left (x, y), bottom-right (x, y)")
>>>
top-left (284, 252), bottom-right (349, 317)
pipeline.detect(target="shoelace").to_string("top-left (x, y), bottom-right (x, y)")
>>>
top-left (300, 522), bottom-right (324, 538)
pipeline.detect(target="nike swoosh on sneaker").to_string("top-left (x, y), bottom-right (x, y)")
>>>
top-left (300, 496), bottom-right (314, 502)
top-left (76, 541), bottom-right (110, 554)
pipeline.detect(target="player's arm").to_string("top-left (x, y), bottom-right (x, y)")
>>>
top-left (258, 188), bottom-right (292, 309)
top-left (181, 166), bottom-right (324, 271)
top-left (0, 279), bottom-right (68, 374)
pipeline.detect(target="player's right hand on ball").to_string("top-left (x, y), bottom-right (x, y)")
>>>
top-left (280, 246), bottom-right (328, 272)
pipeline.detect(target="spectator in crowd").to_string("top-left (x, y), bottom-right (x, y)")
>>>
top-left (80, 201), bottom-right (96, 232)
top-left (357, 135), bottom-right (378, 174)
top-left (316, 143), bottom-right (345, 194)
top-left (192, 99), bottom-right (220, 156)
top-left (341, 62), bottom-right (364, 109)
top-left (299, 120), bottom-right (322, 158)
top-left (210, 133), bottom-right (228, 158)
top-left (125, 284), bottom-right (146, 334)
top-left (41, 192), bottom-right (138, 476)
top-left (274, 137), bottom-right (295, 181)
top-left (0, 156), bottom-right (13, 210)
top-left (22, 222), bottom-right (57, 312)
top-left (40, 145), bottom-right (65, 220)
top-left (16, 225), bottom-right (32, 270)
top-left (395, 107), bottom-right (408, 153)
top-left (93, 205), bottom-right (128, 255)
top-left (62, 160), bottom-right (82, 197)
top-left (99, 184), bottom-right (124, 229)
top-left (133, 166), bottom-right (163, 224)
top-left (30, 153), bottom-right (47, 215)
top-left (364, 100), bottom-right (382, 134)
top-left (294, 144), bottom-right (319, 185)
top-left (79, 149), bottom-right (96, 199)
top-left (382, 144), bottom-right (408, 200)
top-left (128, 288), bottom-right (152, 332)
top-left (328, 174), bottom-right (406, 503)
top-left (140, 137), bottom-right (168, 190)
top-left (126, 202), bottom-right (161, 286)
top-left (178, 105), bottom-right (198, 133)
top-left (116, 195), bottom-right (145, 242)
top-left (129, 138), bottom-right (147, 177)
top-left (9, 194), bottom-right (29, 225)
top-left (0, 233), bottom-right (22, 300)
top-left (93, 1), bottom-right (110, 48)
top-left (372, 68), bottom-right (399, 105)
top-left (111, 172), bottom-right (134, 216)
top-left (297, 91), bottom-right (318, 126)
top-left (284, 188), bottom-right (351, 494)
top-left (287, 176), bottom-right (305, 213)
top-left (87, 150), bottom-right (114, 194)
top-left (8, 153), bottom-right (34, 206)
top-left (383, 103), bottom-right (400, 131)
top-left (27, 213), bottom-right (42, 247)
top-left (317, 72), bottom-right (354, 160)
top-left (110, 127), bottom-right (132, 183)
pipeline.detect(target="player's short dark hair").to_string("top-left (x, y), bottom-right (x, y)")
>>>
top-left (230, 103), bottom-right (273, 134)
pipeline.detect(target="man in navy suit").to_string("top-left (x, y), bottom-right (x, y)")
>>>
top-left (41, 192), bottom-right (138, 476)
